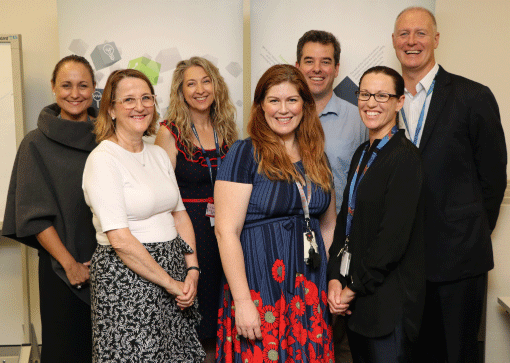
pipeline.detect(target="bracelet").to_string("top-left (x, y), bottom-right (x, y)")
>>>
top-left (186, 266), bottom-right (201, 274)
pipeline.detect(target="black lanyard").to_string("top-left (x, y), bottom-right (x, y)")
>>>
top-left (190, 123), bottom-right (222, 186)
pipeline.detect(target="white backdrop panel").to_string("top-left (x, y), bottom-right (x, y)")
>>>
top-left (57, 0), bottom-right (243, 130)
top-left (251, 0), bottom-right (435, 103)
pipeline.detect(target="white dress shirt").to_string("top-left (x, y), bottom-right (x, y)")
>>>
top-left (399, 62), bottom-right (439, 147)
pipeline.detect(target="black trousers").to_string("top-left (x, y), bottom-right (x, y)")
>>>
top-left (347, 319), bottom-right (414, 363)
top-left (39, 250), bottom-right (92, 363)
top-left (414, 274), bottom-right (486, 363)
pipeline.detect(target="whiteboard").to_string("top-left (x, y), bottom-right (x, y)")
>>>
top-left (0, 34), bottom-right (25, 226)
top-left (0, 34), bottom-right (28, 346)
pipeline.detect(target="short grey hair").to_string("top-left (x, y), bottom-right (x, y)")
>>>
top-left (395, 6), bottom-right (437, 33)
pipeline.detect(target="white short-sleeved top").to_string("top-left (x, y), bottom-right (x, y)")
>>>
top-left (83, 140), bottom-right (185, 245)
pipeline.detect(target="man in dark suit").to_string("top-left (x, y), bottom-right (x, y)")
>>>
top-left (393, 7), bottom-right (507, 362)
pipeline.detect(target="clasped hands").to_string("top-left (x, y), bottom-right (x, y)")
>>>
top-left (168, 270), bottom-right (199, 310)
top-left (328, 279), bottom-right (355, 316)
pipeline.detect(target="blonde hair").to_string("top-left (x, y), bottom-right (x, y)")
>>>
top-left (94, 69), bottom-right (160, 143)
top-left (248, 64), bottom-right (332, 192)
top-left (164, 57), bottom-right (237, 157)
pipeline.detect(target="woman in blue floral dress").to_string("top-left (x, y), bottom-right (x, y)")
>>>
top-left (214, 65), bottom-right (337, 363)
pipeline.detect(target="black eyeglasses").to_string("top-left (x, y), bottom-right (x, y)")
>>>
top-left (355, 91), bottom-right (399, 103)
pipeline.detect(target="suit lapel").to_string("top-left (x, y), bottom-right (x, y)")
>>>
top-left (419, 66), bottom-right (452, 152)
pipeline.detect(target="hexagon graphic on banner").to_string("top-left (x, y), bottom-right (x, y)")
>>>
top-left (91, 42), bottom-right (121, 71)
top-left (128, 57), bottom-right (161, 85)
top-left (69, 39), bottom-right (88, 56)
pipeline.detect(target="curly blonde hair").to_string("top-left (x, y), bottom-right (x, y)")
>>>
top-left (164, 57), bottom-right (238, 157)
top-left (248, 64), bottom-right (332, 192)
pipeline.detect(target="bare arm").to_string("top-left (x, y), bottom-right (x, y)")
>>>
top-left (215, 180), bottom-right (262, 340)
top-left (173, 210), bottom-right (200, 308)
top-left (106, 228), bottom-right (184, 297)
top-left (36, 226), bottom-right (90, 286)
top-left (155, 126), bottom-right (178, 169)
top-left (320, 190), bottom-right (337, 260)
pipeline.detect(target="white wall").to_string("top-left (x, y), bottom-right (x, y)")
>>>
top-left (0, 0), bottom-right (59, 132)
top-left (0, 0), bottom-right (60, 344)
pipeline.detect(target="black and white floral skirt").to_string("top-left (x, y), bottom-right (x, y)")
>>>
top-left (90, 235), bottom-right (205, 363)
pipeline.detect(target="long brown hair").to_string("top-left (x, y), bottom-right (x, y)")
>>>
top-left (165, 57), bottom-right (238, 157)
top-left (248, 64), bottom-right (332, 192)
top-left (94, 69), bottom-right (160, 142)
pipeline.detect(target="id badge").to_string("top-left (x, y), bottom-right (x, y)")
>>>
top-left (205, 202), bottom-right (215, 226)
top-left (303, 231), bottom-right (316, 261)
top-left (340, 250), bottom-right (351, 277)
top-left (205, 202), bottom-right (215, 217)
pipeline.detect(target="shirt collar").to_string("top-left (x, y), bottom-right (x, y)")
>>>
top-left (319, 93), bottom-right (341, 117)
top-left (405, 62), bottom-right (439, 95)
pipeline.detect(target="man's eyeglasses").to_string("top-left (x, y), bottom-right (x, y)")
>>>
top-left (114, 95), bottom-right (156, 109)
top-left (355, 91), bottom-right (399, 103)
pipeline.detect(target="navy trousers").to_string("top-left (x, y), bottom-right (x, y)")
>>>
top-left (414, 274), bottom-right (486, 363)
top-left (347, 320), bottom-right (414, 363)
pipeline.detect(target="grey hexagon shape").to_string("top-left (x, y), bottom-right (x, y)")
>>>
top-left (202, 54), bottom-right (218, 67)
top-left (69, 39), bottom-right (88, 56)
top-left (155, 48), bottom-right (182, 73)
top-left (226, 62), bottom-right (242, 78)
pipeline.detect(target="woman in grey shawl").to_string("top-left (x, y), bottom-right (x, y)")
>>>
top-left (3, 55), bottom-right (97, 363)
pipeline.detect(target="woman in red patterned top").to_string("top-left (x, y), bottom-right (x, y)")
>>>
top-left (155, 56), bottom-right (238, 362)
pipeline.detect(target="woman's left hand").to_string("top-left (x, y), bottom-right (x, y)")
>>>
top-left (328, 279), bottom-right (353, 316)
top-left (175, 270), bottom-right (199, 309)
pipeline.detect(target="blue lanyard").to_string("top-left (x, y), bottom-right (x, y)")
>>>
top-left (190, 123), bottom-right (222, 187)
top-left (401, 79), bottom-right (435, 146)
top-left (345, 125), bottom-right (398, 239)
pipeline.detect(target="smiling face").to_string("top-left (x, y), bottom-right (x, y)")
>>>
top-left (358, 73), bottom-right (404, 141)
top-left (393, 8), bottom-right (439, 76)
top-left (51, 61), bottom-right (95, 121)
top-left (182, 66), bottom-right (215, 116)
top-left (296, 42), bottom-right (339, 101)
top-left (109, 77), bottom-right (155, 138)
top-left (262, 82), bottom-right (304, 143)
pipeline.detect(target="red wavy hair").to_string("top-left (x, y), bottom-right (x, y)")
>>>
top-left (248, 64), bottom-right (332, 192)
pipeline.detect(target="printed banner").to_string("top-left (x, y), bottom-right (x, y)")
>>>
top-left (57, 0), bottom-right (244, 129)
top-left (251, 0), bottom-right (435, 104)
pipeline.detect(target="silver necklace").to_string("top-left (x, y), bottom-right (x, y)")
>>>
top-left (131, 147), bottom-right (145, 167)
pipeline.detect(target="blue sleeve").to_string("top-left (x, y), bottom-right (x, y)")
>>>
top-left (216, 139), bottom-right (256, 184)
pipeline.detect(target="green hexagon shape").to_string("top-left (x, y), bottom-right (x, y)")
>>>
top-left (128, 57), bottom-right (161, 85)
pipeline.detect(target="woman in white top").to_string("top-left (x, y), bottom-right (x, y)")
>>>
top-left (83, 69), bottom-right (205, 362)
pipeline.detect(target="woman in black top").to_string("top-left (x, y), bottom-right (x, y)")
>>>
top-left (327, 66), bottom-right (425, 363)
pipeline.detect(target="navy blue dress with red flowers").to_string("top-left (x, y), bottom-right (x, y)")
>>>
top-left (215, 139), bottom-right (334, 363)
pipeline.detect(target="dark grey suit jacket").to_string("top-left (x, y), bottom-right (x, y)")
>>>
top-left (418, 66), bottom-right (507, 282)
